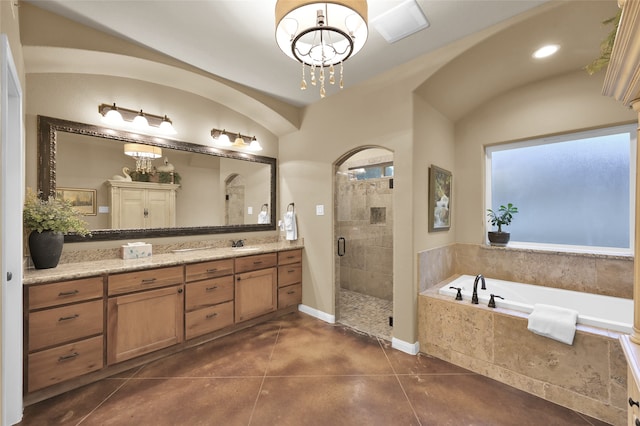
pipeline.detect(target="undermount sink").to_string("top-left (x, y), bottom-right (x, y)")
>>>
top-left (231, 247), bottom-right (260, 252)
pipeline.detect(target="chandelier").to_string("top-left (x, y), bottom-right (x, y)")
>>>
top-left (123, 143), bottom-right (162, 174)
top-left (275, 1), bottom-right (368, 98)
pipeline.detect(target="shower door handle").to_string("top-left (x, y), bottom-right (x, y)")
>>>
top-left (337, 237), bottom-right (346, 257)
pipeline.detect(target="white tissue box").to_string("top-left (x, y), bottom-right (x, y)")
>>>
top-left (120, 243), bottom-right (152, 259)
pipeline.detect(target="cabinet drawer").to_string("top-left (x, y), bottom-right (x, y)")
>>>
top-left (278, 263), bottom-right (302, 288)
top-left (185, 275), bottom-right (234, 311)
top-left (28, 277), bottom-right (104, 310)
top-left (108, 265), bottom-right (183, 296)
top-left (278, 249), bottom-right (302, 265)
top-left (29, 299), bottom-right (104, 351)
top-left (185, 301), bottom-right (234, 340)
top-left (185, 259), bottom-right (234, 282)
top-left (28, 335), bottom-right (103, 392)
top-left (235, 252), bottom-right (277, 273)
top-left (278, 284), bottom-right (302, 309)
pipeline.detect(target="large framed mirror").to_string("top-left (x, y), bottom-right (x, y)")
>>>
top-left (37, 116), bottom-right (277, 242)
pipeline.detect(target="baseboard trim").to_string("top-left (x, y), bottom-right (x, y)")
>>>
top-left (392, 338), bottom-right (420, 355)
top-left (298, 304), bottom-right (335, 324)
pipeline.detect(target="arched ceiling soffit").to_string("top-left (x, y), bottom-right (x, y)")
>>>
top-left (23, 45), bottom-right (300, 137)
top-left (415, 1), bottom-right (619, 123)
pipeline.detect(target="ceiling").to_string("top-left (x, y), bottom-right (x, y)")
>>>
top-left (24, 0), bottom-right (552, 107)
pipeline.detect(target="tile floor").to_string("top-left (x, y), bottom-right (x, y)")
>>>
top-left (337, 289), bottom-right (393, 340)
top-left (19, 312), bottom-right (610, 426)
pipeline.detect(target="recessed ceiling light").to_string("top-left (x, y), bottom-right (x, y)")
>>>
top-left (532, 44), bottom-right (560, 59)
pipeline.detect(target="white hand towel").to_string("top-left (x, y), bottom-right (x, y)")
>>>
top-left (527, 303), bottom-right (578, 345)
top-left (284, 211), bottom-right (298, 241)
top-left (258, 211), bottom-right (269, 224)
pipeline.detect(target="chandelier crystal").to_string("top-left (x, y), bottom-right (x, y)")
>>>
top-left (276, 1), bottom-right (368, 98)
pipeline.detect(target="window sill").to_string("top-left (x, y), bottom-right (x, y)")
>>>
top-left (485, 241), bottom-right (633, 259)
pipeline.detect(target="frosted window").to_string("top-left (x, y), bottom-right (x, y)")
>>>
top-left (488, 125), bottom-right (635, 249)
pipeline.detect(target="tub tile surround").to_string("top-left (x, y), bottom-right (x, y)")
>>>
top-left (418, 244), bottom-right (632, 425)
top-left (419, 294), bottom-right (626, 425)
top-left (419, 243), bottom-right (633, 299)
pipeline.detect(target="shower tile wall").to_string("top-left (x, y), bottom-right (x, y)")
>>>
top-left (337, 175), bottom-right (393, 300)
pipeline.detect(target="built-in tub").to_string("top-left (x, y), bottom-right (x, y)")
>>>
top-left (439, 274), bottom-right (633, 334)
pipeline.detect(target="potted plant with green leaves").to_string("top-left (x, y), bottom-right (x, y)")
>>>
top-left (487, 203), bottom-right (518, 246)
top-left (23, 189), bottom-right (91, 269)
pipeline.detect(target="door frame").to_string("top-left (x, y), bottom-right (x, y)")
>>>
top-left (1, 33), bottom-right (24, 425)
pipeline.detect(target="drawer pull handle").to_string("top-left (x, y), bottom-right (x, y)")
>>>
top-left (630, 397), bottom-right (640, 408)
top-left (58, 314), bottom-right (79, 322)
top-left (206, 268), bottom-right (218, 273)
top-left (58, 352), bottom-right (79, 362)
top-left (206, 312), bottom-right (218, 319)
top-left (287, 256), bottom-right (295, 259)
top-left (287, 290), bottom-right (296, 295)
top-left (58, 289), bottom-right (80, 297)
top-left (253, 261), bottom-right (263, 265)
top-left (141, 278), bottom-right (157, 284)
top-left (206, 286), bottom-right (219, 292)
top-left (288, 269), bottom-right (295, 273)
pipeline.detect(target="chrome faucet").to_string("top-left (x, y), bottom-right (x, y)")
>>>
top-left (472, 274), bottom-right (486, 304)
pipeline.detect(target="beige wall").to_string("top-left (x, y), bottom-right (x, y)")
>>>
top-left (454, 70), bottom-right (637, 244)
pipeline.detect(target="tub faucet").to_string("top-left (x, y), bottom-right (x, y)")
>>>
top-left (472, 274), bottom-right (486, 304)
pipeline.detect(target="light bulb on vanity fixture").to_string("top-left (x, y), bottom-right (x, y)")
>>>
top-left (98, 103), bottom-right (177, 135)
top-left (211, 128), bottom-right (262, 152)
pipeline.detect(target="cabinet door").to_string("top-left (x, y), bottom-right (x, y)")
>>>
top-left (146, 189), bottom-right (173, 228)
top-left (235, 267), bottom-right (277, 323)
top-left (119, 188), bottom-right (146, 229)
top-left (107, 285), bottom-right (184, 365)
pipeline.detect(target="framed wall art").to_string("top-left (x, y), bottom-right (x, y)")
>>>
top-left (55, 187), bottom-right (97, 216)
top-left (428, 165), bottom-right (451, 232)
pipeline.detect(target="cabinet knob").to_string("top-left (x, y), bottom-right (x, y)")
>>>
top-left (178, 288), bottom-right (183, 294)
top-left (629, 397), bottom-right (639, 408)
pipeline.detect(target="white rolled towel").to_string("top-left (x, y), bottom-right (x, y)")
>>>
top-left (527, 303), bottom-right (579, 345)
top-left (284, 211), bottom-right (298, 241)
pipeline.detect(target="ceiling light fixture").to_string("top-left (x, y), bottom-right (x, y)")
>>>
top-left (211, 128), bottom-right (263, 152)
top-left (123, 143), bottom-right (162, 174)
top-left (275, 1), bottom-right (368, 99)
top-left (98, 103), bottom-right (177, 135)
top-left (532, 44), bottom-right (560, 59)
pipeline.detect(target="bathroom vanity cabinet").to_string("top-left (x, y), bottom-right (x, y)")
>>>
top-left (106, 180), bottom-right (180, 229)
top-left (277, 249), bottom-right (303, 308)
top-left (234, 253), bottom-right (278, 322)
top-left (23, 244), bottom-right (303, 403)
top-left (185, 259), bottom-right (235, 339)
top-left (25, 276), bottom-right (105, 392)
top-left (107, 265), bottom-right (185, 365)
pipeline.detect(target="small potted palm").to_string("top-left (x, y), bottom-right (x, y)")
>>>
top-left (24, 189), bottom-right (90, 269)
top-left (487, 203), bottom-right (518, 246)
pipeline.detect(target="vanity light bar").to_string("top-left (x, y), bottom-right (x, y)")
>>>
top-left (98, 103), bottom-right (177, 135)
top-left (211, 128), bottom-right (263, 152)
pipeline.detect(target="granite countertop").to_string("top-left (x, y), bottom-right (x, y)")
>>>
top-left (24, 241), bottom-right (304, 285)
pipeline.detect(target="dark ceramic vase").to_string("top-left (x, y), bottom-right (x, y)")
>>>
top-left (28, 231), bottom-right (64, 269)
top-left (488, 231), bottom-right (510, 247)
